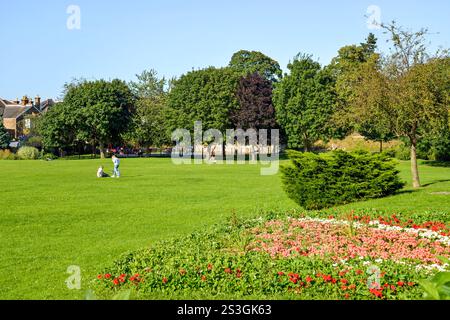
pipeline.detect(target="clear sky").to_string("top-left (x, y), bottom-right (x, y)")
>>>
top-left (1, 0), bottom-right (449, 100)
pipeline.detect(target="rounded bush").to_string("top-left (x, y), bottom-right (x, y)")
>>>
top-left (281, 150), bottom-right (405, 210)
top-left (17, 146), bottom-right (40, 160)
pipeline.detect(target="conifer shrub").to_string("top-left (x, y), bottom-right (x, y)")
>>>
top-left (281, 150), bottom-right (405, 209)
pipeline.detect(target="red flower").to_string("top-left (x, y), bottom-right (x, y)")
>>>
top-left (113, 278), bottom-right (119, 285)
top-left (390, 285), bottom-right (396, 291)
top-left (407, 282), bottom-right (415, 286)
top-left (344, 293), bottom-right (350, 299)
top-left (236, 272), bottom-right (242, 279)
top-left (305, 276), bottom-right (313, 283)
top-left (97, 274), bottom-right (103, 279)
top-left (207, 264), bottom-right (213, 271)
top-left (119, 274), bottom-right (126, 279)
top-left (340, 279), bottom-right (348, 285)
top-left (323, 275), bottom-right (332, 282)
top-left (224, 268), bottom-right (232, 274)
top-left (162, 277), bottom-right (168, 284)
top-left (331, 278), bottom-right (337, 284)
top-left (179, 269), bottom-right (186, 276)
top-left (348, 284), bottom-right (356, 290)
top-left (370, 288), bottom-right (383, 298)
top-left (341, 285), bottom-right (347, 291)
top-left (356, 269), bottom-right (363, 275)
top-left (278, 271), bottom-right (285, 276)
top-left (104, 273), bottom-right (111, 279)
top-left (397, 281), bottom-right (404, 287)
top-left (201, 275), bottom-right (207, 281)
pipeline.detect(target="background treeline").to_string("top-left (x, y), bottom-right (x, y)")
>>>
top-left (2, 22), bottom-right (447, 188)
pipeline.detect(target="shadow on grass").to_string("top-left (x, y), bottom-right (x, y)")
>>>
top-left (396, 189), bottom-right (416, 195)
top-left (421, 179), bottom-right (450, 187)
top-left (422, 160), bottom-right (450, 168)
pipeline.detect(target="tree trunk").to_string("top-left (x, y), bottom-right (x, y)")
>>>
top-left (410, 139), bottom-right (421, 188)
top-left (99, 142), bottom-right (105, 159)
top-left (379, 140), bottom-right (383, 153)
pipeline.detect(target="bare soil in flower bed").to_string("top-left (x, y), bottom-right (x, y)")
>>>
top-left (93, 209), bottom-right (449, 300)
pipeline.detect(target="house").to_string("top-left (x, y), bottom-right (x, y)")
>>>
top-left (0, 95), bottom-right (54, 139)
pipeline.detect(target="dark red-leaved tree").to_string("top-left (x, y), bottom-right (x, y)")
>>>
top-left (230, 72), bottom-right (277, 130)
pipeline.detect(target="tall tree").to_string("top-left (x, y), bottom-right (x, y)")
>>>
top-left (230, 72), bottom-right (276, 130)
top-left (229, 50), bottom-right (282, 82)
top-left (0, 122), bottom-right (11, 149)
top-left (342, 22), bottom-right (450, 188)
top-left (273, 54), bottom-right (336, 151)
top-left (330, 34), bottom-right (395, 151)
top-left (38, 102), bottom-right (80, 154)
top-left (63, 79), bottom-right (135, 158)
top-left (167, 67), bottom-right (240, 133)
top-left (127, 69), bottom-right (170, 148)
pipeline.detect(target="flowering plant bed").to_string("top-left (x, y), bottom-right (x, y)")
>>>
top-left (93, 211), bottom-right (449, 300)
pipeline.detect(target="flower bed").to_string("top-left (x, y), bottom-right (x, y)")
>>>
top-left (92, 211), bottom-right (449, 300)
top-left (249, 217), bottom-right (450, 267)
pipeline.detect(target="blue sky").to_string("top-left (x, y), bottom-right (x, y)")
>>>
top-left (1, 0), bottom-right (449, 99)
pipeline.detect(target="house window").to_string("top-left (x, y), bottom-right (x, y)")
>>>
top-left (25, 118), bottom-right (31, 129)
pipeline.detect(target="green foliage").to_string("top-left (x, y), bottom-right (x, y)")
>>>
top-left (17, 146), bottom-right (40, 160)
top-left (167, 67), bottom-right (240, 133)
top-left (64, 79), bottom-right (135, 156)
top-left (126, 69), bottom-right (171, 148)
top-left (280, 150), bottom-right (405, 210)
top-left (419, 257), bottom-right (450, 300)
top-left (40, 79), bottom-right (135, 157)
top-left (273, 54), bottom-right (338, 151)
top-left (23, 136), bottom-right (43, 149)
top-left (38, 102), bottom-right (79, 151)
top-left (0, 122), bottom-right (11, 149)
top-left (229, 50), bottom-right (282, 82)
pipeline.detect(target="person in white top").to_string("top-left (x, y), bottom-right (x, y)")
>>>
top-left (112, 155), bottom-right (120, 178)
top-left (97, 166), bottom-right (109, 178)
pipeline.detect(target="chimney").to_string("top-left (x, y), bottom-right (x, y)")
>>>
top-left (21, 96), bottom-right (28, 106)
top-left (35, 95), bottom-right (41, 107)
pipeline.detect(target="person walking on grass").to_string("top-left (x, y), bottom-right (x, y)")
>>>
top-left (112, 155), bottom-right (121, 178)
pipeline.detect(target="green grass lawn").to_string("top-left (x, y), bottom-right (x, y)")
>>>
top-left (0, 158), bottom-right (448, 299)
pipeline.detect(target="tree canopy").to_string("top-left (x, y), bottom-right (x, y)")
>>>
top-left (229, 50), bottom-right (282, 82)
top-left (273, 54), bottom-right (337, 151)
top-left (167, 67), bottom-right (240, 133)
top-left (230, 72), bottom-right (276, 130)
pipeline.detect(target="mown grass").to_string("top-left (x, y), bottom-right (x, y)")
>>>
top-left (0, 158), bottom-right (448, 299)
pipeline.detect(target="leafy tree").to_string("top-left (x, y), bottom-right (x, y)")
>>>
top-left (167, 67), bottom-right (240, 133)
top-left (63, 79), bottom-right (135, 158)
top-left (273, 54), bottom-right (337, 151)
top-left (38, 102), bottom-right (80, 155)
top-left (127, 69), bottom-right (170, 148)
top-left (343, 22), bottom-right (450, 188)
top-left (0, 121), bottom-right (11, 149)
top-left (230, 72), bottom-right (276, 130)
top-left (330, 33), bottom-right (395, 150)
top-left (229, 50), bottom-right (282, 82)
